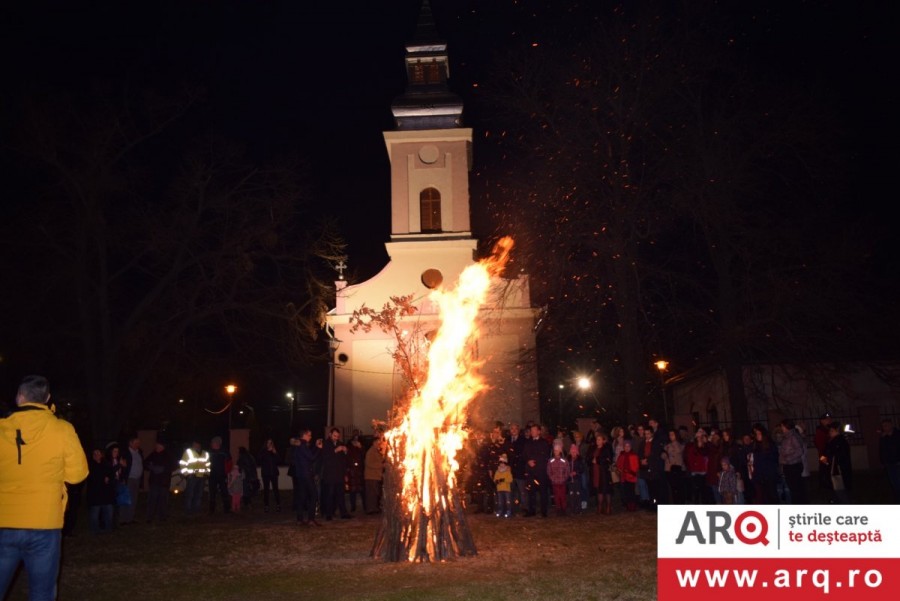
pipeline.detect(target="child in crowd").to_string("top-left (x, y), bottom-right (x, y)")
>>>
top-left (493, 454), bottom-right (513, 518)
top-left (718, 457), bottom-right (738, 504)
top-left (567, 443), bottom-right (585, 513)
top-left (547, 441), bottom-right (570, 515)
top-left (227, 462), bottom-right (244, 513)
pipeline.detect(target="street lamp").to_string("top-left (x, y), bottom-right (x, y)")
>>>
top-left (225, 384), bottom-right (237, 431)
top-left (654, 360), bottom-right (669, 424)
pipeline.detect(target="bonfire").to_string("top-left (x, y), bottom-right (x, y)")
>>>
top-left (351, 237), bottom-right (513, 562)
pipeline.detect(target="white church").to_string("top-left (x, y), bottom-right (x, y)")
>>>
top-left (325, 2), bottom-right (540, 435)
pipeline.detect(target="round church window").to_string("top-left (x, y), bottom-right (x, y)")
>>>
top-left (418, 145), bottom-right (440, 164)
top-left (421, 268), bottom-right (443, 289)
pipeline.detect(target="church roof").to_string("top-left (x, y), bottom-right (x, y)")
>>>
top-left (408, 0), bottom-right (443, 52)
top-left (391, 0), bottom-right (463, 131)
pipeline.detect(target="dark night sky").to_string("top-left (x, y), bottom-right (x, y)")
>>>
top-left (3, 0), bottom-right (423, 278)
top-left (1, 0), bottom-right (897, 428)
top-left (2, 0), bottom-right (896, 271)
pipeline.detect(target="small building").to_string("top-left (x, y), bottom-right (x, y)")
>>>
top-left (669, 361), bottom-right (900, 468)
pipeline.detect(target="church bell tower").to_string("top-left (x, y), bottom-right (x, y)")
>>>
top-left (325, 0), bottom-right (540, 433)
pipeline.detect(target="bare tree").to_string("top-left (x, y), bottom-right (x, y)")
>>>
top-left (471, 2), bottom-right (875, 425)
top-left (474, 4), bottom-right (686, 423)
top-left (1, 83), bottom-right (343, 442)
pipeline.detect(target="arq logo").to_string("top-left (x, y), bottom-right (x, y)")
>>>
top-left (675, 510), bottom-right (769, 546)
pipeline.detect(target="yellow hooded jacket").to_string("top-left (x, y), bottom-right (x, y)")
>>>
top-left (0, 402), bottom-right (89, 529)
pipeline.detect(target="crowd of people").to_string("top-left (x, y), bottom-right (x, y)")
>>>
top-left (460, 414), bottom-right (900, 515)
top-left (55, 413), bottom-right (900, 536)
top-left (43, 426), bottom-right (389, 537)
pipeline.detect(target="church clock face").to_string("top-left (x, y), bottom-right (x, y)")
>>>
top-left (418, 144), bottom-right (439, 164)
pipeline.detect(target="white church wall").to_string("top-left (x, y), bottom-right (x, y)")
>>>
top-left (336, 338), bottom-right (396, 434)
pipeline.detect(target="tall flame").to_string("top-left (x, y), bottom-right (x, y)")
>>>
top-left (379, 236), bottom-right (513, 562)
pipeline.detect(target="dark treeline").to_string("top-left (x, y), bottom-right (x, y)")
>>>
top-left (1, 0), bottom-right (897, 442)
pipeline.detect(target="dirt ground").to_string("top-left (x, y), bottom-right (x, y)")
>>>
top-left (6, 497), bottom-right (658, 601)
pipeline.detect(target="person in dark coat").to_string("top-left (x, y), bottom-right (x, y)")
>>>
top-left (814, 413), bottom-right (834, 492)
top-left (345, 435), bottom-right (365, 513)
top-left (822, 422), bottom-right (853, 503)
top-left (236, 446), bottom-right (259, 509)
top-left (750, 424), bottom-right (780, 504)
top-left (320, 428), bottom-right (351, 520)
top-left (647, 418), bottom-right (669, 504)
top-left (591, 433), bottom-right (614, 514)
top-left (638, 426), bottom-right (666, 508)
top-left (144, 440), bottom-right (173, 523)
top-left (521, 423), bottom-right (551, 517)
top-left (208, 436), bottom-right (230, 514)
top-left (257, 438), bottom-right (281, 513)
top-left (87, 448), bottom-right (116, 533)
top-left (291, 429), bottom-right (322, 525)
top-left (508, 423), bottom-right (527, 515)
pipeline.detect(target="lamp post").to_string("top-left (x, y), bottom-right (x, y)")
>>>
top-left (225, 384), bottom-right (237, 431)
top-left (286, 392), bottom-right (295, 435)
top-left (577, 376), bottom-right (592, 421)
top-left (326, 337), bottom-right (341, 429)
top-left (654, 360), bottom-right (669, 424)
top-left (557, 383), bottom-right (564, 429)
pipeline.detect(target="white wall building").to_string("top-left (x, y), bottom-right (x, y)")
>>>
top-left (325, 3), bottom-right (539, 435)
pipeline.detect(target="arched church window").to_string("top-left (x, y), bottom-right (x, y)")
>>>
top-left (410, 62), bottom-right (425, 84)
top-left (425, 60), bottom-right (443, 84)
top-left (420, 188), bottom-right (442, 233)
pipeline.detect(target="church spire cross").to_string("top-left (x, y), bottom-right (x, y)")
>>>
top-left (334, 259), bottom-right (348, 280)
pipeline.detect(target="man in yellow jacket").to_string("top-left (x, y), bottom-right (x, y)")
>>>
top-left (0, 375), bottom-right (89, 601)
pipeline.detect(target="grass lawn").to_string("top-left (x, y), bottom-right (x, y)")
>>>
top-left (6, 501), bottom-right (657, 601)
top-left (4, 469), bottom-right (892, 601)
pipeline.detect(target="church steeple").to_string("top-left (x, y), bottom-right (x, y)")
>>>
top-left (410, 0), bottom-right (440, 47)
top-left (391, 0), bottom-right (463, 130)
top-left (383, 0), bottom-right (472, 240)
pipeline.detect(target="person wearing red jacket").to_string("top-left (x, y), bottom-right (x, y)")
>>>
top-left (704, 430), bottom-right (723, 503)
top-left (684, 429), bottom-right (711, 503)
top-left (616, 441), bottom-right (640, 511)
